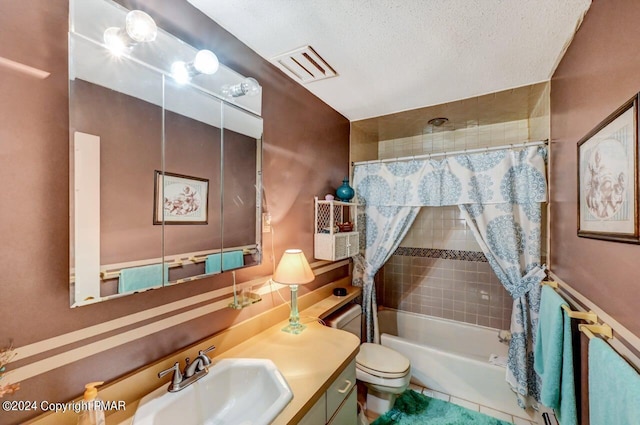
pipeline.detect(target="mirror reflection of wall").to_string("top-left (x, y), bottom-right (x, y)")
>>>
top-left (69, 0), bottom-right (263, 307)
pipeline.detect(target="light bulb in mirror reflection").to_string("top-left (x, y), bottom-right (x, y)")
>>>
top-left (193, 50), bottom-right (219, 75)
top-left (221, 77), bottom-right (261, 99)
top-left (170, 61), bottom-right (191, 84)
top-left (104, 10), bottom-right (157, 56)
top-left (171, 50), bottom-right (219, 84)
top-left (125, 10), bottom-right (157, 43)
top-left (103, 27), bottom-right (128, 56)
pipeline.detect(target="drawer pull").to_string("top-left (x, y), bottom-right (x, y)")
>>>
top-left (337, 379), bottom-right (352, 394)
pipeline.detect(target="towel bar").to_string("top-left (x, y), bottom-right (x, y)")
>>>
top-left (190, 256), bottom-right (207, 264)
top-left (190, 249), bottom-right (253, 264)
top-left (100, 261), bottom-right (183, 281)
top-left (541, 280), bottom-right (559, 288)
top-left (560, 305), bottom-right (598, 323)
top-left (579, 323), bottom-right (613, 340)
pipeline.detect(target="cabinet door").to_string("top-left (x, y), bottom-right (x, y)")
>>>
top-left (299, 393), bottom-right (326, 425)
top-left (346, 233), bottom-right (359, 258)
top-left (328, 386), bottom-right (357, 425)
top-left (326, 360), bottom-right (356, 419)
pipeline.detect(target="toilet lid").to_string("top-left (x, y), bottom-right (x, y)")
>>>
top-left (356, 343), bottom-right (410, 379)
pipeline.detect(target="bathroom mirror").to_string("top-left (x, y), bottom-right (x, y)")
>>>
top-left (69, 0), bottom-right (262, 307)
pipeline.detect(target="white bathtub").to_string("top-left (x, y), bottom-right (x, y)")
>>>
top-left (378, 308), bottom-right (533, 419)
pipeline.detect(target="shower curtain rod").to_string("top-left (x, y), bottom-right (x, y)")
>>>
top-left (352, 139), bottom-right (548, 166)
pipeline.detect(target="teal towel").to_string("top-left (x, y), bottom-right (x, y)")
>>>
top-left (558, 309), bottom-right (577, 425)
top-left (589, 337), bottom-right (640, 425)
top-left (534, 285), bottom-right (577, 425)
top-left (118, 263), bottom-right (168, 293)
top-left (205, 251), bottom-right (244, 274)
top-left (205, 253), bottom-right (222, 274)
top-left (222, 250), bottom-right (244, 271)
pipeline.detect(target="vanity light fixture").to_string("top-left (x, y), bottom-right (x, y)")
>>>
top-left (273, 249), bottom-right (315, 334)
top-left (170, 49), bottom-right (220, 84)
top-left (221, 77), bottom-right (261, 99)
top-left (104, 10), bottom-right (158, 56)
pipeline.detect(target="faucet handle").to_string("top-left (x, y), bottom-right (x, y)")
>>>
top-left (201, 345), bottom-right (216, 355)
top-left (158, 362), bottom-right (182, 390)
top-left (198, 346), bottom-right (215, 366)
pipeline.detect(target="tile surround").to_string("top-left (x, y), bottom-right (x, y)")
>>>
top-left (379, 251), bottom-right (513, 330)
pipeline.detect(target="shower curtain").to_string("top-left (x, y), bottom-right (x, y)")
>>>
top-left (352, 145), bottom-right (547, 407)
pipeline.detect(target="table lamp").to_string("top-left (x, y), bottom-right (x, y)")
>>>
top-left (273, 249), bottom-right (315, 334)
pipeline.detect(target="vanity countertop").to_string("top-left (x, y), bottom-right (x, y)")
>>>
top-left (217, 319), bottom-right (360, 424)
top-left (106, 285), bottom-right (361, 425)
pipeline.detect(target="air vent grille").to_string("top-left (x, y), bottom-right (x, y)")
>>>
top-left (271, 45), bottom-right (337, 84)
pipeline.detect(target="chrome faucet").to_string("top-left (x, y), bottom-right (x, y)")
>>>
top-left (158, 345), bottom-right (216, 392)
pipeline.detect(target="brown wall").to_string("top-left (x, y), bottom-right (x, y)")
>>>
top-left (0, 0), bottom-right (349, 423)
top-left (550, 4), bottom-right (640, 423)
top-left (550, 0), bottom-right (640, 336)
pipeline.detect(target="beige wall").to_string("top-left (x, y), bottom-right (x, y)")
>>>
top-left (0, 1), bottom-right (350, 423)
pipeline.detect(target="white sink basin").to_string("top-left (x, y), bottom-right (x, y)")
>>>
top-left (132, 358), bottom-right (293, 425)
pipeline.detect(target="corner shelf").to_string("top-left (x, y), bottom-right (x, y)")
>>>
top-left (314, 197), bottom-right (359, 261)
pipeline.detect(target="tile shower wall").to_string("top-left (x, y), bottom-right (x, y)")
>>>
top-left (378, 119), bottom-right (530, 160)
top-left (377, 119), bottom-right (538, 330)
top-left (379, 248), bottom-right (512, 330)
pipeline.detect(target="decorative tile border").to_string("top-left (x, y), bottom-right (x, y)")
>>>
top-left (393, 247), bottom-right (487, 262)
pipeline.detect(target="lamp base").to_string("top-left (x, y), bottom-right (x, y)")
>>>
top-left (282, 323), bottom-right (306, 334)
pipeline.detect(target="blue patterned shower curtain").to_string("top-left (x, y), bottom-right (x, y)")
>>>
top-left (352, 205), bottom-right (420, 343)
top-left (353, 145), bottom-right (548, 408)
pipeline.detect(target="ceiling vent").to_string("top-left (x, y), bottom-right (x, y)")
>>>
top-left (270, 45), bottom-right (337, 84)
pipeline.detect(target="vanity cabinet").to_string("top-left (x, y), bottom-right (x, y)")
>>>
top-left (299, 359), bottom-right (357, 425)
top-left (314, 197), bottom-right (359, 261)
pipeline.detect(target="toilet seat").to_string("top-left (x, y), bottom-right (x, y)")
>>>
top-left (356, 343), bottom-right (410, 379)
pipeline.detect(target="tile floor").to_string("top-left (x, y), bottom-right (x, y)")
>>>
top-left (359, 382), bottom-right (541, 424)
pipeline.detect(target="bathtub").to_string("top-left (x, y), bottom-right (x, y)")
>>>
top-left (378, 308), bottom-right (532, 419)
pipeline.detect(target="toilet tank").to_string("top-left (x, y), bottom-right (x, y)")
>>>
top-left (324, 303), bottom-right (362, 340)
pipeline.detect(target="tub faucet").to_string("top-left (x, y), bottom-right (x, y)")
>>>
top-left (157, 345), bottom-right (216, 392)
top-left (497, 330), bottom-right (511, 344)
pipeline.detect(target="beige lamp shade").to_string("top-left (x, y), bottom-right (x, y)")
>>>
top-left (273, 249), bottom-right (315, 285)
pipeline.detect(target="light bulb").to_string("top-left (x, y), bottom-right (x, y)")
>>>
top-left (104, 27), bottom-right (128, 56)
top-left (240, 77), bottom-right (261, 97)
top-left (221, 77), bottom-right (261, 98)
top-left (193, 50), bottom-right (219, 75)
top-left (104, 10), bottom-right (157, 57)
top-left (125, 10), bottom-right (157, 43)
top-left (171, 61), bottom-right (191, 84)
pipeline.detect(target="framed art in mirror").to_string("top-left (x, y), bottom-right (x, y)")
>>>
top-left (578, 92), bottom-right (640, 243)
top-left (154, 171), bottom-right (209, 225)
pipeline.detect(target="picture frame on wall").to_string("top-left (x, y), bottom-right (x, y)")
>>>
top-left (577, 93), bottom-right (639, 243)
top-left (154, 171), bottom-right (209, 225)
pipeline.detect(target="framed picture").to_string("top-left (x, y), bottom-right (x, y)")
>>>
top-left (578, 93), bottom-right (639, 243)
top-left (154, 171), bottom-right (209, 225)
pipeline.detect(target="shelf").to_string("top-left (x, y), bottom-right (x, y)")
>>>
top-left (316, 199), bottom-right (358, 206)
top-left (314, 197), bottom-right (359, 261)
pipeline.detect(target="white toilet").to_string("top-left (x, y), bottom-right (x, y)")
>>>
top-left (325, 304), bottom-right (411, 416)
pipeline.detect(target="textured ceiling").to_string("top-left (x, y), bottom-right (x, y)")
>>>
top-left (187, 0), bottom-right (591, 121)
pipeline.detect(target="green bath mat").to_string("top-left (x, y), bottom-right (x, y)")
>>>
top-left (371, 390), bottom-right (512, 425)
